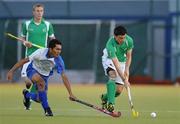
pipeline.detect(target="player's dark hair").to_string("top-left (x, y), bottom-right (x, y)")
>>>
top-left (48, 39), bottom-right (62, 49)
top-left (114, 26), bottom-right (127, 36)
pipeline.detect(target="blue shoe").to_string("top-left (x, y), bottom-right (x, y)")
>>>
top-left (22, 89), bottom-right (31, 110)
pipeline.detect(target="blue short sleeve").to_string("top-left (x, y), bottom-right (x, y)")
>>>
top-left (54, 56), bottom-right (65, 74)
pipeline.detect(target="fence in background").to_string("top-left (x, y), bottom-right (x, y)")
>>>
top-left (0, 17), bottom-right (177, 83)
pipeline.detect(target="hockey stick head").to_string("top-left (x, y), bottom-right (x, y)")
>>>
top-left (70, 97), bottom-right (121, 118)
top-left (110, 111), bottom-right (121, 117)
top-left (132, 108), bottom-right (139, 117)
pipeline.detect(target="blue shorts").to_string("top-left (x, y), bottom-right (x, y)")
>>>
top-left (26, 63), bottom-right (49, 91)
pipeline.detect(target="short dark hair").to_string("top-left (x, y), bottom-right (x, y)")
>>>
top-left (114, 26), bottom-right (127, 36)
top-left (48, 39), bottom-right (62, 49)
top-left (32, 3), bottom-right (44, 11)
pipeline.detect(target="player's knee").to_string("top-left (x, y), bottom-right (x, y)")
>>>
top-left (36, 79), bottom-right (45, 91)
top-left (37, 82), bottom-right (45, 91)
top-left (26, 83), bottom-right (32, 89)
top-left (31, 74), bottom-right (45, 91)
top-left (116, 85), bottom-right (124, 95)
top-left (108, 70), bottom-right (117, 80)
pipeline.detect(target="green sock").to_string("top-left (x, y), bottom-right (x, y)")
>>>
top-left (106, 80), bottom-right (116, 104)
top-left (30, 84), bottom-right (37, 93)
top-left (102, 93), bottom-right (108, 101)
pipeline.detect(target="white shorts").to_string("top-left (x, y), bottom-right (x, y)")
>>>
top-left (102, 58), bottom-right (125, 85)
top-left (21, 61), bottom-right (31, 77)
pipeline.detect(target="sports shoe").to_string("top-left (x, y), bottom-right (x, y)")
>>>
top-left (22, 89), bottom-right (31, 110)
top-left (44, 107), bottom-right (53, 116)
top-left (101, 94), bottom-right (107, 109)
top-left (106, 103), bottom-right (114, 112)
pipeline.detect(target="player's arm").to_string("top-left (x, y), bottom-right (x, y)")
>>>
top-left (21, 37), bottom-right (32, 48)
top-left (111, 57), bottom-right (130, 86)
top-left (111, 57), bottom-right (126, 81)
top-left (7, 58), bottom-right (30, 81)
top-left (48, 23), bottom-right (56, 40)
top-left (124, 49), bottom-right (133, 79)
top-left (61, 72), bottom-right (76, 100)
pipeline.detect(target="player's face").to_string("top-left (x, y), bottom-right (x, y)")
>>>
top-left (51, 44), bottom-right (62, 57)
top-left (33, 6), bottom-right (44, 21)
top-left (115, 34), bottom-right (126, 44)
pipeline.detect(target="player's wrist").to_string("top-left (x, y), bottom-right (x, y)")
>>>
top-left (123, 77), bottom-right (128, 81)
top-left (23, 41), bottom-right (26, 46)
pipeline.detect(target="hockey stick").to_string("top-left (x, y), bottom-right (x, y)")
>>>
top-left (70, 97), bottom-right (121, 118)
top-left (126, 86), bottom-right (139, 117)
top-left (5, 33), bottom-right (44, 49)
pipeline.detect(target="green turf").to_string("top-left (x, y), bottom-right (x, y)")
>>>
top-left (0, 84), bottom-right (180, 124)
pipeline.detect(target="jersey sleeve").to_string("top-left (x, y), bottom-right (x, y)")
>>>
top-left (127, 36), bottom-right (134, 51)
top-left (54, 56), bottom-right (65, 74)
top-left (106, 41), bottom-right (116, 59)
top-left (48, 23), bottom-right (55, 38)
top-left (20, 22), bottom-right (27, 37)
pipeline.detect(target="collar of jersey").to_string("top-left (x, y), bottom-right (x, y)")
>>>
top-left (31, 18), bottom-right (45, 24)
top-left (45, 49), bottom-right (59, 59)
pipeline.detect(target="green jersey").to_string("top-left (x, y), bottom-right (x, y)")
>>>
top-left (105, 35), bottom-right (134, 62)
top-left (21, 18), bottom-right (55, 56)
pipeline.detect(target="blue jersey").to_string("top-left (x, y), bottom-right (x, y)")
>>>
top-left (49, 56), bottom-right (65, 76)
top-left (28, 48), bottom-right (65, 77)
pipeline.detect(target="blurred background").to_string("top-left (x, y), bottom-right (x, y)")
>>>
top-left (0, 0), bottom-right (180, 85)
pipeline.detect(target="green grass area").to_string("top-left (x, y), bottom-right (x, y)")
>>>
top-left (0, 84), bottom-right (180, 124)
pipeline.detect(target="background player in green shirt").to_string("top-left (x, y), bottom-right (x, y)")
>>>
top-left (101, 26), bottom-right (134, 112)
top-left (20, 3), bottom-right (55, 109)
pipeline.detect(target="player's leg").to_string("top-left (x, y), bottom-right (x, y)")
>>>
top-left (101, 67), bottom-right (117, 112)
top-left (21, 62), bottom-right (32, 89)
top-left (106, 62), bottom-right (125, 112)
top-left (101, 58), bottom-right (126, 112)
top-left (101, 57), bottom-right (118, 111)
top-left (23, 84), bottom-right (39, 103)
top-left (114, 62), bottom-right (126, 97)
top-left (106, 68), bottom-right (126, 112)
top-left (31, 73), bottom-right (53, 116)
top-left (115, 84), bottom-right (124, 97)
top-left (21, 62), bottom-right (33, 110)
top-left (106, 68), bottom-right (117, 112)
top-left (25, 66), bottom-right (53, 116)
top-left (101, 79), bottom-right (124, 111)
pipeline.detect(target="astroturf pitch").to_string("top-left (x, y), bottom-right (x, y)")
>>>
top-left (0, 83), bottom-right (180, 124)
